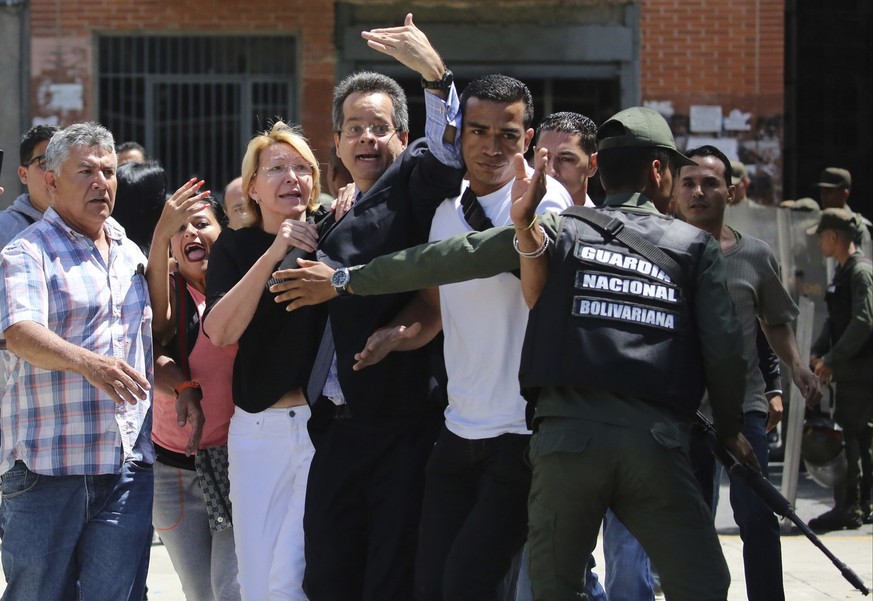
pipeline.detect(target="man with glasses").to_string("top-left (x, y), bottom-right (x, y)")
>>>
top-left (0, 125), bottom-right (61, 396)
top-left (296, 14), bottom-right (465, 601)
top-left (0, 124), bottom-right (60, 249)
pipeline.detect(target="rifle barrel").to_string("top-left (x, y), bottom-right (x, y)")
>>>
top-left (694, 412), bottom-right (870, 596)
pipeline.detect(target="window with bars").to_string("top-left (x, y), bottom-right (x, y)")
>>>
top-left (97, 35), bottom-right (298, 191)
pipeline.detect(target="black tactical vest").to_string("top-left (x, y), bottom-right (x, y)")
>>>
top-left (825, 253), bottom-right (873, 358)
top-left (519, 207), bottom-right (711, 417)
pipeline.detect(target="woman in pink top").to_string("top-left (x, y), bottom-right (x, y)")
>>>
top-left (146, 183), bottom-right (241, 601)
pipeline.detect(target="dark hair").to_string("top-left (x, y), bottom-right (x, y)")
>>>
top-left (537, 112), bottom-right (597, 155)
top-left (460, 74), bottom-right (534, 129)
top-left (114, 160), bottom-right (168, 249)
top-left (327, 144), bottom-right (353, 196)
top-left (332, 72), bottom-right (409, 133)
top-left (685, 145), bottom-right (732, 187)
top-left (117, 141), bottom-right (147, 156)
top-left (597, 147), bottom-right (673, 192)
top-left (834, 227), bottom-right (857, 246)
top-left (20, 124), bottom-right (61, 165)
top-left (200, 194), bottom-right (229, 229)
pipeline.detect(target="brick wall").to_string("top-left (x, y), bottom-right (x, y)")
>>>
top-left (26, 0), bottom-right (786, 200)
top-left (641, 0), bottom-right (785, 202)
top-left (28, 0), bottom-right (337, 162)
top-left (640, 0), bottom-right (784, 115)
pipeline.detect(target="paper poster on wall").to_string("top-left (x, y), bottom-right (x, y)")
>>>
top-left (724, 109), bottom-right (752, 131)
top-left (690, 105), bottom-right (723, 133)
top-left (47, 84), bottom-right (84, 112)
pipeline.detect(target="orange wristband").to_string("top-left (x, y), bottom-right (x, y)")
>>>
top-left (173, 380), bottom-right (201, 399)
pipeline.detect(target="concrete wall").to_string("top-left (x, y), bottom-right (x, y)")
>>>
top-left (0, 1), bottom-right (25, 208)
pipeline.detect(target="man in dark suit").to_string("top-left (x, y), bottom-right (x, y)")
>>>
top-left (294, 16), bottom-right (466, 601)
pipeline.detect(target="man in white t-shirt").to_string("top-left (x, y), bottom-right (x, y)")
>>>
top-left (346, 74), bottom-right (598, 601)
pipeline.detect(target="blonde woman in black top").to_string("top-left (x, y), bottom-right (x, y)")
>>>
top-left (203, 122), bottom-right (328, 601)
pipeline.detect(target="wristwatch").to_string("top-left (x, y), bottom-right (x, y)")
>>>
top-left (421, 69), bottom-right (453, 91)
top-left (331, 267), bottom-right (351, 296)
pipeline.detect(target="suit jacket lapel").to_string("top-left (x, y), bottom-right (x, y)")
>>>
top-left (318, 182), bottom-right (392, 245)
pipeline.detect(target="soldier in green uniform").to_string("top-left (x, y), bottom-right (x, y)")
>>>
top-left (809, 208), bottom-right (873, 530)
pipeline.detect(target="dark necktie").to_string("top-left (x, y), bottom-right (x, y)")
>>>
top-left (460, 187), bottom-right (493, 232)
top-left (306, 318), bottom-right (334, 406)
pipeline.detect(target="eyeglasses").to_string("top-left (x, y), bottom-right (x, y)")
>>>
top-left (261, 162), bottom-right (314, 178)
top-left (25, 154), bottom-right (47, 170)
top-left (340, 123), bottom-right (396, 139)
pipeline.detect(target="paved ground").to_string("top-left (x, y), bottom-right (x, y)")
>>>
top-left (3, 462), bottom-right (871, 599)
top-left (145, 463), bottom-right (873, 600)
top-left (710, 462), bottom-right (872, 600)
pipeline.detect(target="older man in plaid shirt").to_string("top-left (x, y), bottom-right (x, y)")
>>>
top-left (0, 122), bottom-right (193, 601)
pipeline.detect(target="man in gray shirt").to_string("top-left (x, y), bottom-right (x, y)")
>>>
top-left (674, 144), bottom-right (821, 601)
top-left (0, 125), bottom-right (60, 249)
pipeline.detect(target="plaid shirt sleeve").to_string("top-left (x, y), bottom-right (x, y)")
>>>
top-left (0, 239), bottom-right (49, 333)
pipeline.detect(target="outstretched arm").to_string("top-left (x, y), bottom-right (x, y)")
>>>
top-left (270, 224), bottom-right (521, 311)
top-left (352, 288), bottom-right (442, 371)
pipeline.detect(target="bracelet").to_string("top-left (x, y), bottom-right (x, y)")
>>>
top-left (514, 215), bottom-right (538, 231)
top-left (513, 225), bottom-right (550, 258)
top-left (173, 380), bottom-right (201, 399)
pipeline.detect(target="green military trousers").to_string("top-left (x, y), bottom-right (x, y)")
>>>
top-left (527, 416), bottom-right (730, 601)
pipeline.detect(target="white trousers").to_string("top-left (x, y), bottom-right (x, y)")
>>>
top-left (228, 405), bottom-right (314, 601)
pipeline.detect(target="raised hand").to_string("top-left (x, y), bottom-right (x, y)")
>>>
top-left (361, 13), bottom-right (445, 81)
top-left (509, 148), bottom-right (548, 231)
top-left (154, 178), bottom-right (211, 244)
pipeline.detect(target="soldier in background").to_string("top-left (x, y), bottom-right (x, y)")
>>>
top-left (808, 208), bottom-right (873, 530)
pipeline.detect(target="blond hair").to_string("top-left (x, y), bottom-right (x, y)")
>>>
top-left (240, 121), bottom-right (322, 228)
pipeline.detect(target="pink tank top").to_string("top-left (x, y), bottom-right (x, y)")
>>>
top-left (152, 283), bottom-right (237, 452)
